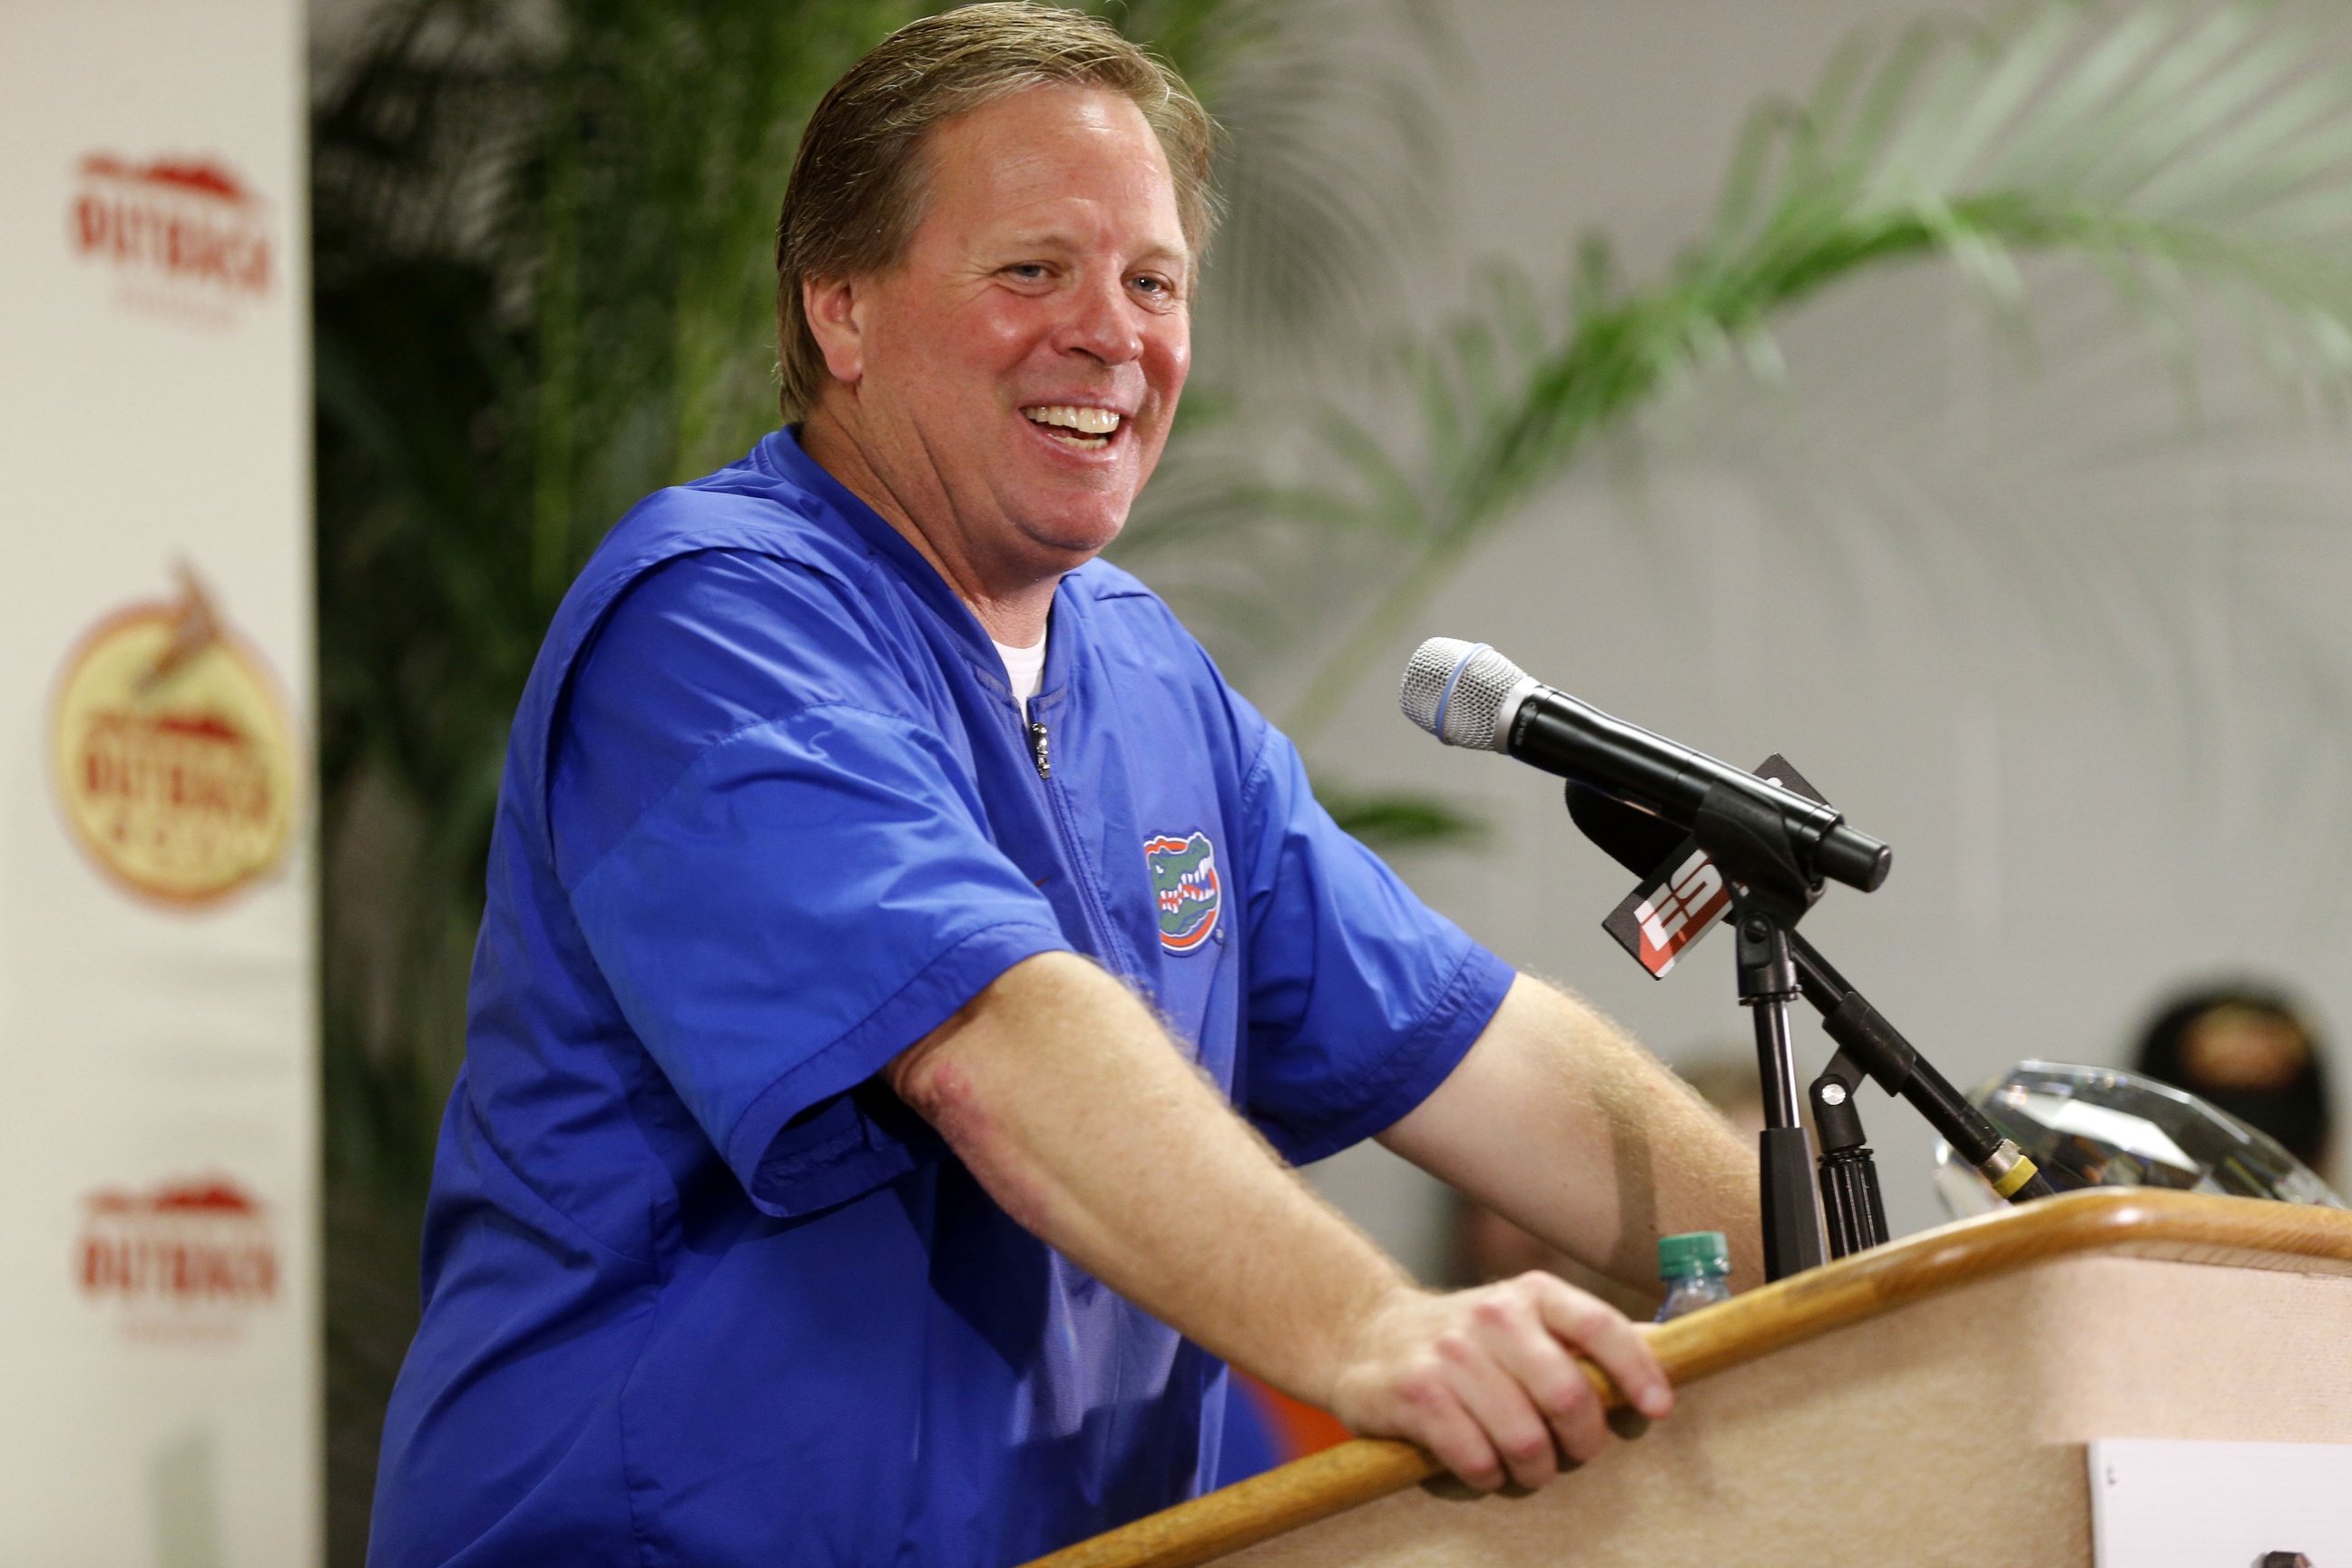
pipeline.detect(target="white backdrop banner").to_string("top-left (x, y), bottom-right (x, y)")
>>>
top-left (0, 0), bottom-right (316, 1563)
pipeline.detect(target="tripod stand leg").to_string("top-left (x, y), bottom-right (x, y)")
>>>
top-left (1788, 936), bottom-right (2057, 1205)
top-left (1810, 1049), bottom-right (1891, 1259)
top-left (1750, 993), bottom-right (1826, 1280)
top-left (1759, 1127), bottom-right (1825, 1279)
top-left (1817, 1148), bottom-right (1888, 1259)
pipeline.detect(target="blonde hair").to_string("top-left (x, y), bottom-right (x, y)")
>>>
top-left (773, 3), bottom-right (1216, 420)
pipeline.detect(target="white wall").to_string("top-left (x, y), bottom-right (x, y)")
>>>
top-left (1300, 0), bottom-right (2352, 1274)
top-left (0, 1), bottom-right (316, 1562)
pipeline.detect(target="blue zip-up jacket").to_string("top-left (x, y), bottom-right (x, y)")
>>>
top-left (368, 429), bottom-right (1515, 1567)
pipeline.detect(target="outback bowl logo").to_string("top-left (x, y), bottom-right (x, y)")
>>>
top-left (1145, 832), bottom-right (1221, 954)
top-left (71, 153), bottom-right (273, 320)
top-left (77, 1175), bottom-right (280, 1343)
top-left (52, 567), bottom-right (299, 906)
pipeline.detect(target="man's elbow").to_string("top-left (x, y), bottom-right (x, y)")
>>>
top-left (883, 1005), bottom-right (980, 1133)
top-left (883, 956), bottom-right (1060, 1143)
top-left (880, 977), bottom-right (1067, 1237)
top-left (884, 948), bottom-right (1148, 1186)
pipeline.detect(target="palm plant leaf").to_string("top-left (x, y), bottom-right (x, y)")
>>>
top-left (1274, 0), bottom-right (2352, 738)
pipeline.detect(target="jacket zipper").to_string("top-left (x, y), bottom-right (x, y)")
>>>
top-left (1024, 696), bottom-right (1124, 968)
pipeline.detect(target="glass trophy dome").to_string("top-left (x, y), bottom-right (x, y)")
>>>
top-left (1935, 1060), bottom-right (2345, 1219)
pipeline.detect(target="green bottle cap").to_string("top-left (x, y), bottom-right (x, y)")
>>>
top-left (1658, 1230), bottom-right (1730, 1279)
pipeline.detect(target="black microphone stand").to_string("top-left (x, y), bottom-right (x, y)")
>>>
top-left (1731, 886), bottom-right (1828, 1279)
top-left (1790, 936), bottom-right (2055, 1259)
top-left (1684, 780), bottom-right (2057, 1280)
top-left (1689, 779), bottom-right (1830, 1279)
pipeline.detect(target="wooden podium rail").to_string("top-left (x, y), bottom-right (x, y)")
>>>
top-left (1027, 1190), bottom-right (2352, 1568)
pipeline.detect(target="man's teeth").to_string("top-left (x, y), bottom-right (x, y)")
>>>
top-left (1024, 406), bottom-right (1122, 436)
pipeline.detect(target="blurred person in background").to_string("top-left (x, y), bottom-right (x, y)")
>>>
top-left (2133, 982), bottom-right (2337, 1186)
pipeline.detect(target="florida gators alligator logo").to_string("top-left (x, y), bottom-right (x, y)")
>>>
top-left (1144, 832), bottom-right (1220, 954)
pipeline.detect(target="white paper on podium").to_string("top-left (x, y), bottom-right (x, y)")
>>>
top-left (2090, 1438), bottom-right (2352, 1568)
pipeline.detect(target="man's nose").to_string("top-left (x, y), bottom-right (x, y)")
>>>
top-left (1056, 270), bottom-right (1144, 366)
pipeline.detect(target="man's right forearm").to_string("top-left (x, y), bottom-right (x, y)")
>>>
top-left (885, 952), bottom-right (1674, 1493)
top-left (1380, 975), bottom-right (1762, 1294)
top-left (886, 950), bottom-right (1401, 1404)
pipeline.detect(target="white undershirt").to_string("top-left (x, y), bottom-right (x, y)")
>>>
top-left (995, 633), bottom-right (1048, 708)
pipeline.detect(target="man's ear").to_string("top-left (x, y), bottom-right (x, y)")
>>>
top-left (802, 275), bottom-right (866, 386)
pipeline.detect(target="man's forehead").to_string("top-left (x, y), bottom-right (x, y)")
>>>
top-left (944, 82), bottom-right (1161, 155)
top-left (920, 86), bottom-right (1186, 247)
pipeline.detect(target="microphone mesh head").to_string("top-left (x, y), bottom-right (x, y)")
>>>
top-left (1398, 638), bottom-right (1530, 751)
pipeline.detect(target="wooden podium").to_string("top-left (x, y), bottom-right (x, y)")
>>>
top-left (1030, 1191), bottom-right (2352, 1568)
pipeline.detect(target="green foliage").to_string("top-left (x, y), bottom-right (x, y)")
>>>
top-left (530, 0), bottom-right (928, 591)
top-left (1316, 787), bottom-right (1487, 848)
top-left (1258, 0), bottom-right (2352, 739)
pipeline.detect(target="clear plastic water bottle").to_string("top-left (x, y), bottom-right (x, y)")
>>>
top-left (1653, 1230), bottom-right (1734, 1322)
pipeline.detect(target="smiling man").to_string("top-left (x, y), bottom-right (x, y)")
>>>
top-left (368, 9), bottom-right (1758, 1568)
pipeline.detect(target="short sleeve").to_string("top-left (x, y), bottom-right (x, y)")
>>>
top-left (553, 553), bottom-right (1071, 1217)
top-left (1236, 725), bottom-right (1517, 1164)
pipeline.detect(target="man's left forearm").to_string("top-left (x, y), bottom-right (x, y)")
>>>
top-left (1379, 974), bottom-right (1764, 1294)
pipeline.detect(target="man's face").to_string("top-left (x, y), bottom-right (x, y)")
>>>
top-left (819, 84), bottom-right (1191, 570)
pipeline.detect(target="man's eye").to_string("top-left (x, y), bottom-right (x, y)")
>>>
top-left (1005, 263), bottom-right (1051, 281)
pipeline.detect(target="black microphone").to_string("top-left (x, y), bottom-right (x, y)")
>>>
top-left (1398, 638), bottom-right (1893, 895)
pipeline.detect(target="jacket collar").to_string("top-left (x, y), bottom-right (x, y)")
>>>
top-left (753, 426), bottom-right (1076, 677)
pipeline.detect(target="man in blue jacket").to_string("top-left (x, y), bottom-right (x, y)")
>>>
top-left (369, 8), bottom-right (1759, 1565)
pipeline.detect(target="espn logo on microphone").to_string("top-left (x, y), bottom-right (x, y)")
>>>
top-left (1602, 754), bottom-right (1826, 979)
top-left (1619, 850), bottom-right (1728, 976)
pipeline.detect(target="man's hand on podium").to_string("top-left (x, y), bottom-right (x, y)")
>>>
top-left (892, 956), bottom-right (1734, 1503)
top-left (1327, 1275), bottom-right (1673, 1494)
